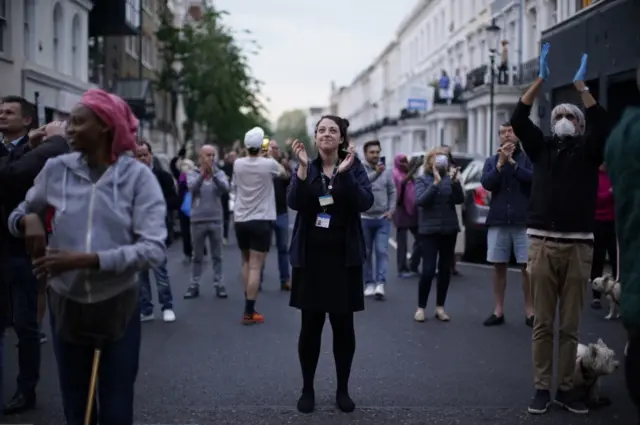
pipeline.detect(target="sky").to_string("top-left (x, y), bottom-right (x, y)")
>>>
top-left (212, 0), bottom-right (417, 123)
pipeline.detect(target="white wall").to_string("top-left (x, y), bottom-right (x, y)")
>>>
top-left (0, 0), bottom-right (93, 114)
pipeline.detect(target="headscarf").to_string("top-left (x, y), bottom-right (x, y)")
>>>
top-left (79, 89), bottom-right (138, 160)
top-left (392, 154), bottom-right (415, 215)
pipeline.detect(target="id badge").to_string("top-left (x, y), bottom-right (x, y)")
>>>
top-left (318, 195), bottom-right (334, 207)
top-left (315, 213), bottom-right (331, 228)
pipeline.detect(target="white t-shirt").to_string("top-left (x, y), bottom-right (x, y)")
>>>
top-left (232, 156), bottom-right (282, 222)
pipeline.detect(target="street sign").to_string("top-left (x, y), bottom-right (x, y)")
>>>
top-left (407, 98), bottom-right (428, 111)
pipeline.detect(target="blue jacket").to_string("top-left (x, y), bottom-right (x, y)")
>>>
top-left (287, 156), bottom-right (374, 267)
top-left (415, 173), bottom-right (464, 235)
top-left (481, 148), bottom-right (532, 226)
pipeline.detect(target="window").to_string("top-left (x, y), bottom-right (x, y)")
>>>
top-left (126, 36), bottom-right (138, 58)
top-left (126, 0), bottom-right (141, 28)
top-left (142, 34), bottom-right (154, 69)
top-left (53, 3), bottom-right (63, 72)
top-left (24, 0), bottom-right (34, 59)
top-left (71, 14), bottom-right (80, 77)
top-left (0, 0), bottom-right (7, 54)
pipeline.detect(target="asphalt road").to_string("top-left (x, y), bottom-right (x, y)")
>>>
top-left (2, 236), bottom-right (634, 425)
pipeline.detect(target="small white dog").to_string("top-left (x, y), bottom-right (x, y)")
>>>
top-left (592, 274), bottom-right (621, 320)
top-left (574, 338), bottom-right (620, 407)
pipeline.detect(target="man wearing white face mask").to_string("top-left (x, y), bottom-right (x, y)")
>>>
top-left (510, 43), bottom-right (612, 416)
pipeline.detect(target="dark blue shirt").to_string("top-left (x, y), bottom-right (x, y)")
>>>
top-left (481, 148), bottom-right (532, 227)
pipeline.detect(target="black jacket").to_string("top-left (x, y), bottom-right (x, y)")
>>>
top-left (153, 166), bottom-right (179, 245)
top-left (481, 147), bottom-right (533, 227)
top-left (510, 101), bottom-right (610, 233)
top-left (0, 135), bottom-right (70, 254)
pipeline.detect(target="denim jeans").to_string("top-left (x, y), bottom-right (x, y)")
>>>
top-left (274, 213), bottom-right (290, 282)
top-left (362, 218), bottom-right (391, 284)
top-left (260, 214), bottom-right (291, 286)
top-left (50, 306), bottom-right (141, 425)
top-left (139, 258), bottom-right (174, 315)
top-left (3, 254), bottom-right (40, 396)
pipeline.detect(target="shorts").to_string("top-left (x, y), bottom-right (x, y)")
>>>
top-left (486, 226), bottom-right (528, 264)
top-left (235, 220), bottom-right (272, 253)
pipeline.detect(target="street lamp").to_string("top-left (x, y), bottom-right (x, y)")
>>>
top-left (485, 18), bottom-right (501, 155)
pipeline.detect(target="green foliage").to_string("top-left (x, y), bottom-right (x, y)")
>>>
top-left (156, 5), bottom-right (269, 147)
top-left (274, 109), bottom-right (311, 152)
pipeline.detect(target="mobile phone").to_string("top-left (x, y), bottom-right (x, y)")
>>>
top-left (380, 156), bottom-right (386, 165)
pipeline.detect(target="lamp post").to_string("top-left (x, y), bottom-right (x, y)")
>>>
top-left (486, 18), bottom-right (501, 155)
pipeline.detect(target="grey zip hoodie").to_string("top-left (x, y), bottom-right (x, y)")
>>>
top-left (187, 168), bottom-right (229, 223)
top-left (8, 152), bottom-right (167, 304)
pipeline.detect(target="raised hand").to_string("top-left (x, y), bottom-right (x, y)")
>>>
top-left (292, 139), bottom-right (308, 167)
top-left (337, 151), bottom-right (354, 173)
top-left (573, 53), bottom-right (588, 83)
top-left (538, 43), bottom-right (550, 80)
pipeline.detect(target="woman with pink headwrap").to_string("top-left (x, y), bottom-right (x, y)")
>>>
top-left (392, 154), bottom-right (421, 277)
top-left (8, 89), bottom-right (167, 425)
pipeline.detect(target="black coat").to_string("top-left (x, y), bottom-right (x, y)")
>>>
top-left (0, 135), bottom-right (70, 329)
top-left (152, 166), bottom-right (179, 245)
top-left (0, 135), bottom-right (70, 254)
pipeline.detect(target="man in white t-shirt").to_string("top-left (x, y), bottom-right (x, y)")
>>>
top-left (233, 127), bottom-right (285, 325)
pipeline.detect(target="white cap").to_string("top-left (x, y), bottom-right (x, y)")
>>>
top-left (244, 127), bottom-right (265, 150)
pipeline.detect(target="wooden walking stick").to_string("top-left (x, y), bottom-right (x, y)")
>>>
top-left (84, 348), bottom-right (102, 425)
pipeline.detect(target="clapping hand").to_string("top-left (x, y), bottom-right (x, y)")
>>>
top-left (538, 43), bottom-right (550, 80)
top-left (573, 54), bottom-right (588, 83)
top-left (337, 146), bottom-right (355, 173)
top-left (292, 139), bottom-right (308, 167)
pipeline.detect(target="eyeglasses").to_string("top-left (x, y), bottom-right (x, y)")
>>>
top-left (555, 113), bottom-right (575, 121)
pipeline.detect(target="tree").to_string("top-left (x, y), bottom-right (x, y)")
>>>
top-left (156, 5), bottom-right (270, 148)
top-left (274, 109), bottom-right (310, 151)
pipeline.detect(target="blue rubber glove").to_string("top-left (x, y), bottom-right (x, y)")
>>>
top-left (573, 53), bottom-right (588, 82)
top-left (538, 43), bottom-right (550, 80)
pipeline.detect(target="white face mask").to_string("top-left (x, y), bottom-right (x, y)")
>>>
top-left (553, 118), bottom-right (576, 137)
top-left (434, 154), bottom-right (449, 170)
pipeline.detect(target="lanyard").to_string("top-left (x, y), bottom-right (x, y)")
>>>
top-left (320, 162), bottom-right (340, 195)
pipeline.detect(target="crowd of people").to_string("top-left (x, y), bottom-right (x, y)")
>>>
top-left (0, 42), bottom-right (639, 425)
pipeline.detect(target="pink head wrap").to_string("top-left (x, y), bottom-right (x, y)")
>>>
top-left (79, 89), bottom-right (139, 160)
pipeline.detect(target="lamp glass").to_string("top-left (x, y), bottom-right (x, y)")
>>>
top-left (486, 19), bottom-right (501, 52)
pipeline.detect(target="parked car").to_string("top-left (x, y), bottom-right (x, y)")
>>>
top-left (458, 159), bottom-right (490, 262)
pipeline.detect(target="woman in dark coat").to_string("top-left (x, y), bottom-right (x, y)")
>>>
top-left (288, 115), bottom-right (374, 414)
top-left (413, 148), bottom-right (464, 322)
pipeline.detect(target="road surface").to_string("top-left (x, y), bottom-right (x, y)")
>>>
top-left (2, 236), bottom-right (633, 425)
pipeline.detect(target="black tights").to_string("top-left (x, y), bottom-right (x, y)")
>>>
top-left (298, 310), bottom-right (355, 394)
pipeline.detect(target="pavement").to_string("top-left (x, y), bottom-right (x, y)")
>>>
top-left (1, 234), bottom-right (635, 425)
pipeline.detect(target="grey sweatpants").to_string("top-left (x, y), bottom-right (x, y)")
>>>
top-left (191, 221), bottom-right (224, 284)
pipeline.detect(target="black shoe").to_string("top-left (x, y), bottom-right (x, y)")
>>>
top-left (336, 391), bottom-right (355, 413)
top-left (527, 389), bottom-right (550, 414)
top-left (483, 314), bottom-right (505, 326)
top-left (215, 285), bottom-right (228, 299)
top-left (183, 284), bottom-right (200, 299)
top-left (525, 316), bottom-right (535, 327)
top-left (555, 389), bottom-right (588, 414)
top-left (3, 392), bottom-right (36, 415)
top-left (297, 391), bottom-right (315, 413)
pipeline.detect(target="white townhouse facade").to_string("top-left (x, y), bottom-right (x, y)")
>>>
top-left (331, 0), bottom-right (602, 159)
top-left (0, 0), bottom-right (94, 122)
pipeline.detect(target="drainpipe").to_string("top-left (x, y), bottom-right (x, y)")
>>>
top-left (518, 0), bottom-right (524, 83)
